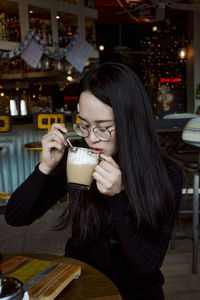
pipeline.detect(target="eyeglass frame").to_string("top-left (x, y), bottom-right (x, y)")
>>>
top-left (73, 123), bottom-right (116, 141)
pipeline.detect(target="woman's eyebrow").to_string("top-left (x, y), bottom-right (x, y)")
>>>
top-left (79, 116), bottom-right (113, 123)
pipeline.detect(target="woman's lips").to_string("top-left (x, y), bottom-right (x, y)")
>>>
top-left (91, 147), bottom-right (103, 153)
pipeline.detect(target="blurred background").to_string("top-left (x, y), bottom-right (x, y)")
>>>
top-left (0, 0), bottom-right (199, 120)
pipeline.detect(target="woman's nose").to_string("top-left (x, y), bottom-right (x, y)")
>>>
top-left (87, 129), bottom-right (100, 143)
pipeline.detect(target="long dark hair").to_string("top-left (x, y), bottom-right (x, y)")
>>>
top-left (64, 62), bottom-right (174, 242)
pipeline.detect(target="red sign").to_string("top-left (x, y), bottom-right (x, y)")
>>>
top-left (160, 78), bottom-right (182, 83)
top-left (64, 96), bottom-right (78, 100)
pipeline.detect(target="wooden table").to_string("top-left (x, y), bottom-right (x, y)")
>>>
top-left (0, 253), bottom-right (122, 300)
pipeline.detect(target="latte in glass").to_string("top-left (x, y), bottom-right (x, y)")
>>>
top-left (67, 147), bottom-right (100, 190)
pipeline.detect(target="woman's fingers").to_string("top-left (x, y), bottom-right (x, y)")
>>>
top-left (100, 154), bottom-right (120, 169)
top-left (93, 169), bottom-right (110, 187)
top-left (51, 123), bottom-right (68, 145)
top-left (50, 123), bottom-right (67, 133)
top-left (39, 123), bottom-right (69, 174)
top-left (93, 156), bottom-right (123, 196)
top-left (42, 125), bottom-right (67, 147)
top-left (42, 132), bottom-right (65, 146)
top-left (98, 156), bottom-right (120, 176)
top-left (44, 141), bottom-right (65, 152)
top-left (94, 162), bottom-right (121, 184)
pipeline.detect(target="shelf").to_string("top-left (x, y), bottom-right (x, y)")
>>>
top-left (12, 115), bottom-right (33, 124)
top-left (0, 40), bottom-right (19, 51)
top-left (0, 0), bottom-right (98, 117)
top-left (0, 71), bottom-right (65, 80)
top-left (0, 0), bottom-right (97, 48)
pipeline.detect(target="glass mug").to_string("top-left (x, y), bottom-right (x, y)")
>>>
top-left (66, 147), bottom-right (100, 190)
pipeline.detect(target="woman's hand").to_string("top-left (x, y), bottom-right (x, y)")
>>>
top-left (39, 123), bottom-right (68, 174)
top-left (93, 154), bottom-right (124, 196)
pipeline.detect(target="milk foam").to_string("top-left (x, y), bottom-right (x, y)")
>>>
top-left (68, 149), bottom-right (99, 164)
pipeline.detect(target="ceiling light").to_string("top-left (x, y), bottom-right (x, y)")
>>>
top-left (99, 45), bottom-right (104, 51)
top-left (152, 26), bottom-right (157, 32)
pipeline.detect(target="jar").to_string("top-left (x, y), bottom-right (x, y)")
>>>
top-left (0, 270), bottom-right (24, 300)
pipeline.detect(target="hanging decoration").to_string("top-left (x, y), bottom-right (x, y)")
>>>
top-left (65, 31), bottom-right (94, 73)
top-left (21, 39), bottom-right (43, 68)
top-left (0, 30), bottom-right (35, 60)
top-left (0, 29), bottom-right (95, 73)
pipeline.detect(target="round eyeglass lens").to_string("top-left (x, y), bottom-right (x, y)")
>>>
top-left (73, 124), bottom-right (88, 137)
top-left (94, 127), bottom-right (110, 141)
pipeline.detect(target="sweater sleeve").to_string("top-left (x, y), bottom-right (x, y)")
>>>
top-left (106, 159), bottom-right (183, 278)
top-left (5, 152), bottom-right (68, 226)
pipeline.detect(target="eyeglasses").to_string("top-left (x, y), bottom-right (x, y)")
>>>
top-left (73, 123), bottom-right (115, 141)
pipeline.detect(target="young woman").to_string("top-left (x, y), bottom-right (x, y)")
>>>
top-left (5, 62), bottom-right (183, 300)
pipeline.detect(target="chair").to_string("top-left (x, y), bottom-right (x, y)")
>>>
top-left (0, 191), bottom-right (10, 209)
top-left (155, 117), bottom-right (200, 274)
top-left (0, 114), bottom-right (12, 133)
top-left (181, 117), bottom-right (200, 274)
top-left (0, 151), bottom-right (10, 212)
top-left (0, 140), bottom-right (10, 214)
top-left (33, 113), bottom-right (65, 133)
top-left (163, 113), bottom-right (197, 120)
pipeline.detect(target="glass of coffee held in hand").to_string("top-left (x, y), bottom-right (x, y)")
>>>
top-left (67, 147), bottom-right (100, 190)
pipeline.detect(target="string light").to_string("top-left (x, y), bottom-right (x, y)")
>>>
top-left (67, 75), bottom-right (73, 82)
top-left (178, 47), bottom-right (187, 59)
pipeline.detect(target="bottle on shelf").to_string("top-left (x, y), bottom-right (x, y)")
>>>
top-left (0, 12), bottom-right (20, 42)
top-left (13, 16), bottom-right (20, 42)
top-left (196, 84), bottom-right (200, 99)
top-left (46, 22), bottom-right (52, 46)
top-left (1, 13), bottom-right (9, 41)
top-left (29, 17), bottom-right (52, 46)
top-left (0, 14), bottom-right (2, 40)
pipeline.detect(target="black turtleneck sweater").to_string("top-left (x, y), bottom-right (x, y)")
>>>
top-left (5, 153), bottom-right (182, 300)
